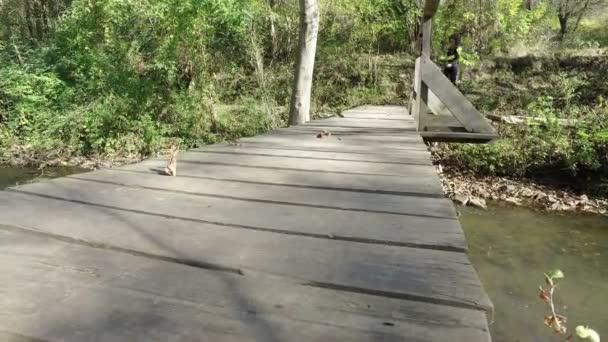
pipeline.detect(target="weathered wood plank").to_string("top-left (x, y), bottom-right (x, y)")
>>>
top-left (71, 168), bottom-right (454, 218)
top-left (301, 121), bottom-right (416, 130)
top-left (0, 191), bottom-right (491, 311)
top-left (264, 129), bottom-right (427, 144)
top-left (168, 150), bottom-right (434, 177)
top-left (118, 159), bottom-right (445, 195)
top-left (233, 136), bottom-right (430, 153)
top-left (344, 105), bottom-right (408, 115)
top-left (199, 144), bottom-right (432, 164)
top-left (307, 117), bottom-right (415, 125)
top-left (269, 126), bottom-right (417, 135)
top-left (232, 138), bottom-right (430, 153)
top-left (423, 114), bottom-right (464, 129)
top-left (340, 114), bottom-right (410, 120)
top-left (5, 178), bottom-right (465, 249)
top-left (420, 58), bottom-right (495, 134)
top-left (420, 131), bottom-right (498, 143)
top-left (0, 227), bottom-right (491, 342)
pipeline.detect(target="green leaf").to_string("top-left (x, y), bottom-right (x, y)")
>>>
top-left (576, 326), bottom-right (600, 342)
top-left (546, 269), bottom-right (564, 280)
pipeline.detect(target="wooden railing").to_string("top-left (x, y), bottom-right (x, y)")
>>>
top-left (409, 0), bottom-right (498, 143)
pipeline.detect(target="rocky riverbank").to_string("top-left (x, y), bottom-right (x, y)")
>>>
top-left (435, 166), bottom-right (608, 216)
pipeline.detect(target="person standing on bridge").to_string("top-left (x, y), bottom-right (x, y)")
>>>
top-left (441, 34), bottom-right (462, 84)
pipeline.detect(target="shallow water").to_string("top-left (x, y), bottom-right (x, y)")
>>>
top-left (460, 204), bottom-right (608, 342)
top-left (0, 166), bottom-right (88, 190)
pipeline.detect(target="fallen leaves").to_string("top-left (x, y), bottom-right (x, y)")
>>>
top-left (434, 164), bottom-right (607, 215)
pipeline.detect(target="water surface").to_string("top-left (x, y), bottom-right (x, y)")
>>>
top-left (460, 205), bottom-right (607, 342)
top-left (0, 166), bottom-right (88, 190)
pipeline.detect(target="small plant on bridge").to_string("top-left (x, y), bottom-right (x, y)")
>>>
top-left (539, 269), bottom-right (600, 342)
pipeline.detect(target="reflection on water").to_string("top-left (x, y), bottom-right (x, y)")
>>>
top-left (0, 166), bottom-right (88, 190)
top-left (460, 204), bottom-right (607, 342)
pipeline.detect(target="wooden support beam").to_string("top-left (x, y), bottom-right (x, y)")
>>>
top-left (410, 57), bottom-right (422, 118)
top-left (418, 82), bottom-right (430, 133)
top-left (420, 57), bottom-right (495, 134)
top-left (420, 131), bottom-right (498, 143)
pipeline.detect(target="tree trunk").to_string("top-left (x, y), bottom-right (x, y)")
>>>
top-left (524, 0), bottom-right (536, 10)
top-left (558, 13), bottom-right (568, 40)
top-left (423, 0), bottom-right (440, 20)
top-left (288, 0), bottom-right (320, 126)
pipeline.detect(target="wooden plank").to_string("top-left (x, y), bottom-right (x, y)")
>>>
top-left (0, 227), bottom-right (492, 342)
top-left (173, 150), bottom-right (434, 177)
top-left (262, 129), bottom-right (426, 144)
top-left (4, 178), bottom-right (465, 249)
top-left (301, 120), bottom-right (415, 129)
top-left (269, 126), bottom-right (416, 135)
top-left (419, 82), bottom-right (431, 132)
top-left (117, 159), bottom-right (446, 196)
top-left (170, 150), bottom-right (433, 176)
top-left (221, 140), bottom-right (430, 154)
top-left (198, 144), bottom-right (433, 164)
top-left (71, 168), bottom-right (455, 218)
top-left (420, 58), bottom-right (495, 134)
top-left (341, 113), bottom-right (410, 119)
top-left (343, 105), bottom-right (408, 116)
top-left (424, 114), bottom-right (467, 132)
top-left (0, 191), bottom-right (491, 311)
top-left (420, 131), bottom-right (499, 143)
top-left (310, 117), bottom-right (415, 124)
top-left (235, 136), bottom-right (429, 152)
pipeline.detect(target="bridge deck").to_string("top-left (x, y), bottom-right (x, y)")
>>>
top-left (0, 106), bottom-right (493, 341)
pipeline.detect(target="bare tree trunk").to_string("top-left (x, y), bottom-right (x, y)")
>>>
top-left (288, 0), bottom-right (319, 126)
top-left (525, 0), bottom-right (537, 10)
top-left (558, 14), bottom-right (568, 39)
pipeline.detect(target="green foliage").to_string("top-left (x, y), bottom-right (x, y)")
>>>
top-left (573, 12), bottom-right (608, 48)
top-left (434, 0), bottom-right (551, 55)
top-left (546, 269), bottom-right (564, 280)
top-left (576, 326), bottom-right (601, 342)
top-left (442, 59), bottom-right (608, 179)
top-left (539, 270), bottom-right (601, 342)
top-left (1, 0), bottom-right (606, 171)
top-left (0, 0), bottom-right (422, 165)
top-left (321, 0), bottom-right (420, 54)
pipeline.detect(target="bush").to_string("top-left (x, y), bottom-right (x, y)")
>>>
top-left (443, 100), bottom-right (608, 177)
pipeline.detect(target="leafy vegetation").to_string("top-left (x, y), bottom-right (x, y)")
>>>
top-left (0, 0), bottom-right (419, 165)
top-left (0, 0), bottom-right (607, 186)
top-left (538, 270), bottom-right (601, 342)
top-left (440, 54), bottom-right (608, 190)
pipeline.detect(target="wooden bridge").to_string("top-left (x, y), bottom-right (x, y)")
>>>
top-left (0, 106), bottom-right (493, 341)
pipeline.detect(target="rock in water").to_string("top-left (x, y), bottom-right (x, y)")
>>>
top-left (505, 197), bottom-right (521, 206)
top-left (469, 197), bottom-right (487, 209)
top-left (454, 193), bottom-right (470, 206)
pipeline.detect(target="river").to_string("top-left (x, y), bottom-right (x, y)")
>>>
top-left (1, 167), bottom-right (606, 341)
top-left (0, 166), bottom-right (88, 190)
top-left (460, 204), bottom-right (607, 341)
